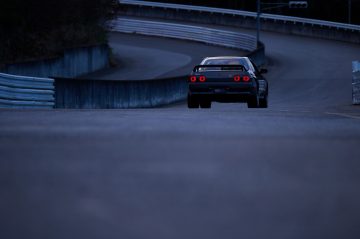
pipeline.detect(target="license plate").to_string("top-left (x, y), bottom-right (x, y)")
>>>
top-left (214, 88), bottom-right (226, 94)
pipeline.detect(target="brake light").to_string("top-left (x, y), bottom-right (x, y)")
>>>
top-left (243, 76), bottom-right (250, 82)
top-left (234, 75), bottom-right (241, 82)
top-left (199, 76), bottom-right (206, 82)
top-left (190, 76), bottom-right (197, 82)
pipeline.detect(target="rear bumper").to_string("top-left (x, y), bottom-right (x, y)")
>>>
top-left (189, 83), bottom-right (257, 102)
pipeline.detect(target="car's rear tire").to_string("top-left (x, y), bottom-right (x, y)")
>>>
top-left (187, 94), bottom-right (199, 108)
top-left (259, 96), bottom-right (268, 108)
top-left (247, 96), bottom-right (259, 108)
top-left (200, 101), bottom-right (211, 109)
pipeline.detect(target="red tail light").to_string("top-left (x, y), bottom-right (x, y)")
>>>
top-left (199, 76), bottom-right (206, 82)
top-left (190, 76), bottom-right (197, 82)
top-left (234, 75), bottom-right (241, 82)
top-left (243, 76), bottom-right (250, 82)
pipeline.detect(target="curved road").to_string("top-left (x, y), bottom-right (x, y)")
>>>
top-left (84, 32), bottom-right (246, 80)
top-left (1, 19), bottom-right (360, 239)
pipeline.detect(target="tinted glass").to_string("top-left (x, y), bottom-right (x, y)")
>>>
top-left (202, 58), bottom-right (249, 70)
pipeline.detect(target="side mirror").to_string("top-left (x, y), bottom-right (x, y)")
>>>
top-left (260, 69), bottom-right (268, 74)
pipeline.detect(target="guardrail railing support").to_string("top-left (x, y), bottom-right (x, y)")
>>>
top-left (353, 61), bottom-right (360, 105)
top-left (256, 0), bottom-right (261, 48)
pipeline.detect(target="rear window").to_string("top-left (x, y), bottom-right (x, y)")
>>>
top-left (199, 58), bottom-right (249, 71)
top-left (203, 58), bottom-right (247, 66)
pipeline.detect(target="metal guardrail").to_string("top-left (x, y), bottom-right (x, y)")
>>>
top-left (111, 18), bottom-right (257, 51)
top-left (353, 61), bottom-right (360, 105)
top-left (0, 73), bottom-right (55, 108)
top-left (119, 0), bottom-right (360, 32)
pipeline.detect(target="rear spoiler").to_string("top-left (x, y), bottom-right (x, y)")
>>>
top-left (193, 65), bottom-right (246, 72)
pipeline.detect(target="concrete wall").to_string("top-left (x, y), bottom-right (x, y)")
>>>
top-left (55, 76), bottom-right (187, 109)
top-left (120, 5), bottom-right (360, 44)
top-left (3, 45), bottom-right (109, 78)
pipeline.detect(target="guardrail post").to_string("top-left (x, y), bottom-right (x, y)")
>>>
top-left (353, 61), bottom-right (360, 105)
top-left (348, 0), bottom-right (352, 24)
top-left (256, 0), bottom-right (261, 48)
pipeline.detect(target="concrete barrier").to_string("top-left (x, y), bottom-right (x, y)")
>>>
top-left (119, 0), bottom-right (360, 44)
top-left (55, 76), bottom-right (187, 109)
top-left (0, 73), bottom-right (54, 109)
top-left (2, 45), bottom-right (109, 78)
top-left (353, 61), bottom-right (360, 105)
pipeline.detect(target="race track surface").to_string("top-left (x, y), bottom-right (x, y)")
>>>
top-left (84, 33), bottom-right (246, 80)
top-left (1, 19), bottom-right (360, 239)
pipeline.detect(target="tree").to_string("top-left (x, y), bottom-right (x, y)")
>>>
top-left (0, 0), bottom-right (118, 63)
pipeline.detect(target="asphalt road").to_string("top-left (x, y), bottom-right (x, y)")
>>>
top-left (1, 20), bottom-right (360, 239)
top-left (84, 33), bottom-right (246, 80)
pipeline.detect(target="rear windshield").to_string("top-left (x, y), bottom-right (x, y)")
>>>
top-left (201, 58), bottom-right (249, 71)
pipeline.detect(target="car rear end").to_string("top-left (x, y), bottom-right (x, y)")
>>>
top-left (187, 65), bottom-right (259, 108)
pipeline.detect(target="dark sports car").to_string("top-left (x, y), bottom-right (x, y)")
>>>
top-left (187, 56), bottom-right (268, 109)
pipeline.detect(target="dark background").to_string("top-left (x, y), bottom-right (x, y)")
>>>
top-left (0, 0), bottom-right (117, 64)
top-left (154, 0), bottom-right (360, 24)
top-left (0, 0), bottom-right (359, 64)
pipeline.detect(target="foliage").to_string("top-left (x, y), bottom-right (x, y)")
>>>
top-left (0, 0), bottom-right (118, 63)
